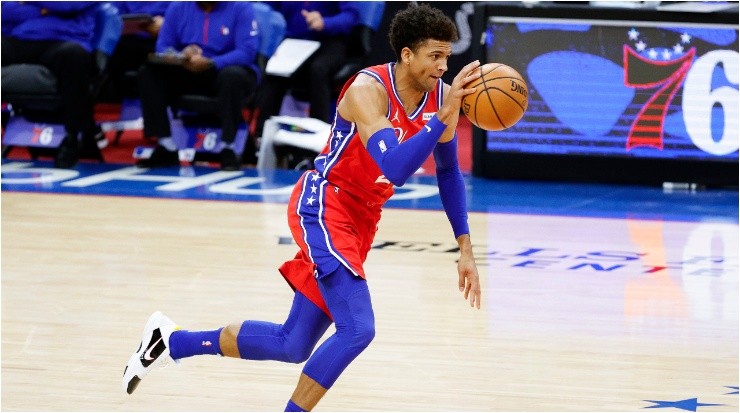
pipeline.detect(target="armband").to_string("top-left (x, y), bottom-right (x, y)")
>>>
top-left (365, 115), bottom-right (446, 186)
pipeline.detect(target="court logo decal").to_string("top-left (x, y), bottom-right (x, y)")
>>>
top-left (642, 397), bottom-right (723, 411)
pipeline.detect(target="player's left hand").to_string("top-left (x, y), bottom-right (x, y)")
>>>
top-left (458, 253), bottom-right (481, 309)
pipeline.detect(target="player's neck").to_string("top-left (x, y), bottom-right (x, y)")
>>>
top-left (393, 63), bottom-right (425, 114)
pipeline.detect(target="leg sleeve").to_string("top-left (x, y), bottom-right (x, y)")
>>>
top-left (236, 292), bottom-right (332, 363)
top-left (301, 265), bottom-right (375, 389)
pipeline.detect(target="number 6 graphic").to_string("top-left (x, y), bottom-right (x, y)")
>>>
top-left (682, 50), bottom-right (739, 156)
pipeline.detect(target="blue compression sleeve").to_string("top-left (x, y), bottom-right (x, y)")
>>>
top-left (366, 115), bottom-right (447, 186)
top-left (434, 136), bottom-right (470, 238)
top-left (236, 293), bottom-right (331, 363)
top-left (303, 265), bottom-right (375, 389)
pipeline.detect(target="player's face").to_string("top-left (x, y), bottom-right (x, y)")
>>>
top-left (408, 40), bottom-right (452, 92)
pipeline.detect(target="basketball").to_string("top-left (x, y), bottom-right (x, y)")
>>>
top-left (461, 63), bottom-right (529, 131)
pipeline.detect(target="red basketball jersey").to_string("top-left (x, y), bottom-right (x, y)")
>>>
top-left (314, 63), bottom-right (445, 205)
top-left (281, 64), bottom-right (444, 317)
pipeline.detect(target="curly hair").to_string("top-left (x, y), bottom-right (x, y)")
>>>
top-left (388, 3), bottom-right (459, 61)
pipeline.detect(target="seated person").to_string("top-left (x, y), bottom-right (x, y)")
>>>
top-left (136, 1), bottom-right (260, 171)
top-left (247, 1), bottom-right (360, 165)
top-left (99, 1), bottom-right (170, 102)
top-left (1, 1), bottom-right (103, 169)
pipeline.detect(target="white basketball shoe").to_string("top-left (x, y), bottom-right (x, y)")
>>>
top-left (122, 311), bottom-right (179, 394)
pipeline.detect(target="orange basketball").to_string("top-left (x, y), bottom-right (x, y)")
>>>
top-left (461, 63), bottom-right (528, 131)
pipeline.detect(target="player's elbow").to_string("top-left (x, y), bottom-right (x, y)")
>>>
top-left (387, 175), bottom-right (408, 187)
top-left (381, 168), bottom-right (410, 187)
top-left (376, 153), bottom-right (416, 187)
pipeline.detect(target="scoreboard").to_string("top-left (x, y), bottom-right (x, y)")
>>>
top-left (470, 2), bottom-right (739, 187)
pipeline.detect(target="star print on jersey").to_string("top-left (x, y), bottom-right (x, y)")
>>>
top-left (643, 398), bottom-right (724, 411)
top-left (311, 173), bottom-right (319, 181)
top-left (311, 185), bottom-right (317, 193)
top-left (306, 196), bottom-right (315, 205)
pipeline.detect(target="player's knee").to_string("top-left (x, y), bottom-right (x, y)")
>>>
top-left (283, 338), bottom-right (314, 364)
top-left (351, 322), bottom-right (375, 350)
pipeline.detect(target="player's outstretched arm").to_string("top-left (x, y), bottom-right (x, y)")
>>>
top-left (435, 136), bottom-right (480, 309)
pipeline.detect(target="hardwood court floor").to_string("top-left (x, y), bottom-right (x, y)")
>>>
top-left (1, 191), bottom-right (738, 411)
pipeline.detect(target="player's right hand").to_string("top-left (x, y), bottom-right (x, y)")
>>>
top-left (437, 60), bottom-right (481, 126)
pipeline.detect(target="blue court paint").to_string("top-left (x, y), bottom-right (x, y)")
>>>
top-left (642, 398), bottom-right (724, 411)
top-left (1, 160), bottom-right (737, 223)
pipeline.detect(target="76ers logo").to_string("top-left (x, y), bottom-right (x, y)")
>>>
top-left (393, 127), bottom-right (406, 142)
top-left (32, 126), bottom-right (55, 145)
top-left (623, 28), bottom-right (738, 155)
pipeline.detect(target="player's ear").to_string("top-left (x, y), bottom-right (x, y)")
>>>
top-left (401, 47), bottom-right (413, 66)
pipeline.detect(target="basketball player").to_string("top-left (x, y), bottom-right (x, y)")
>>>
top-left (123, 4), bottom-right (482, 411)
